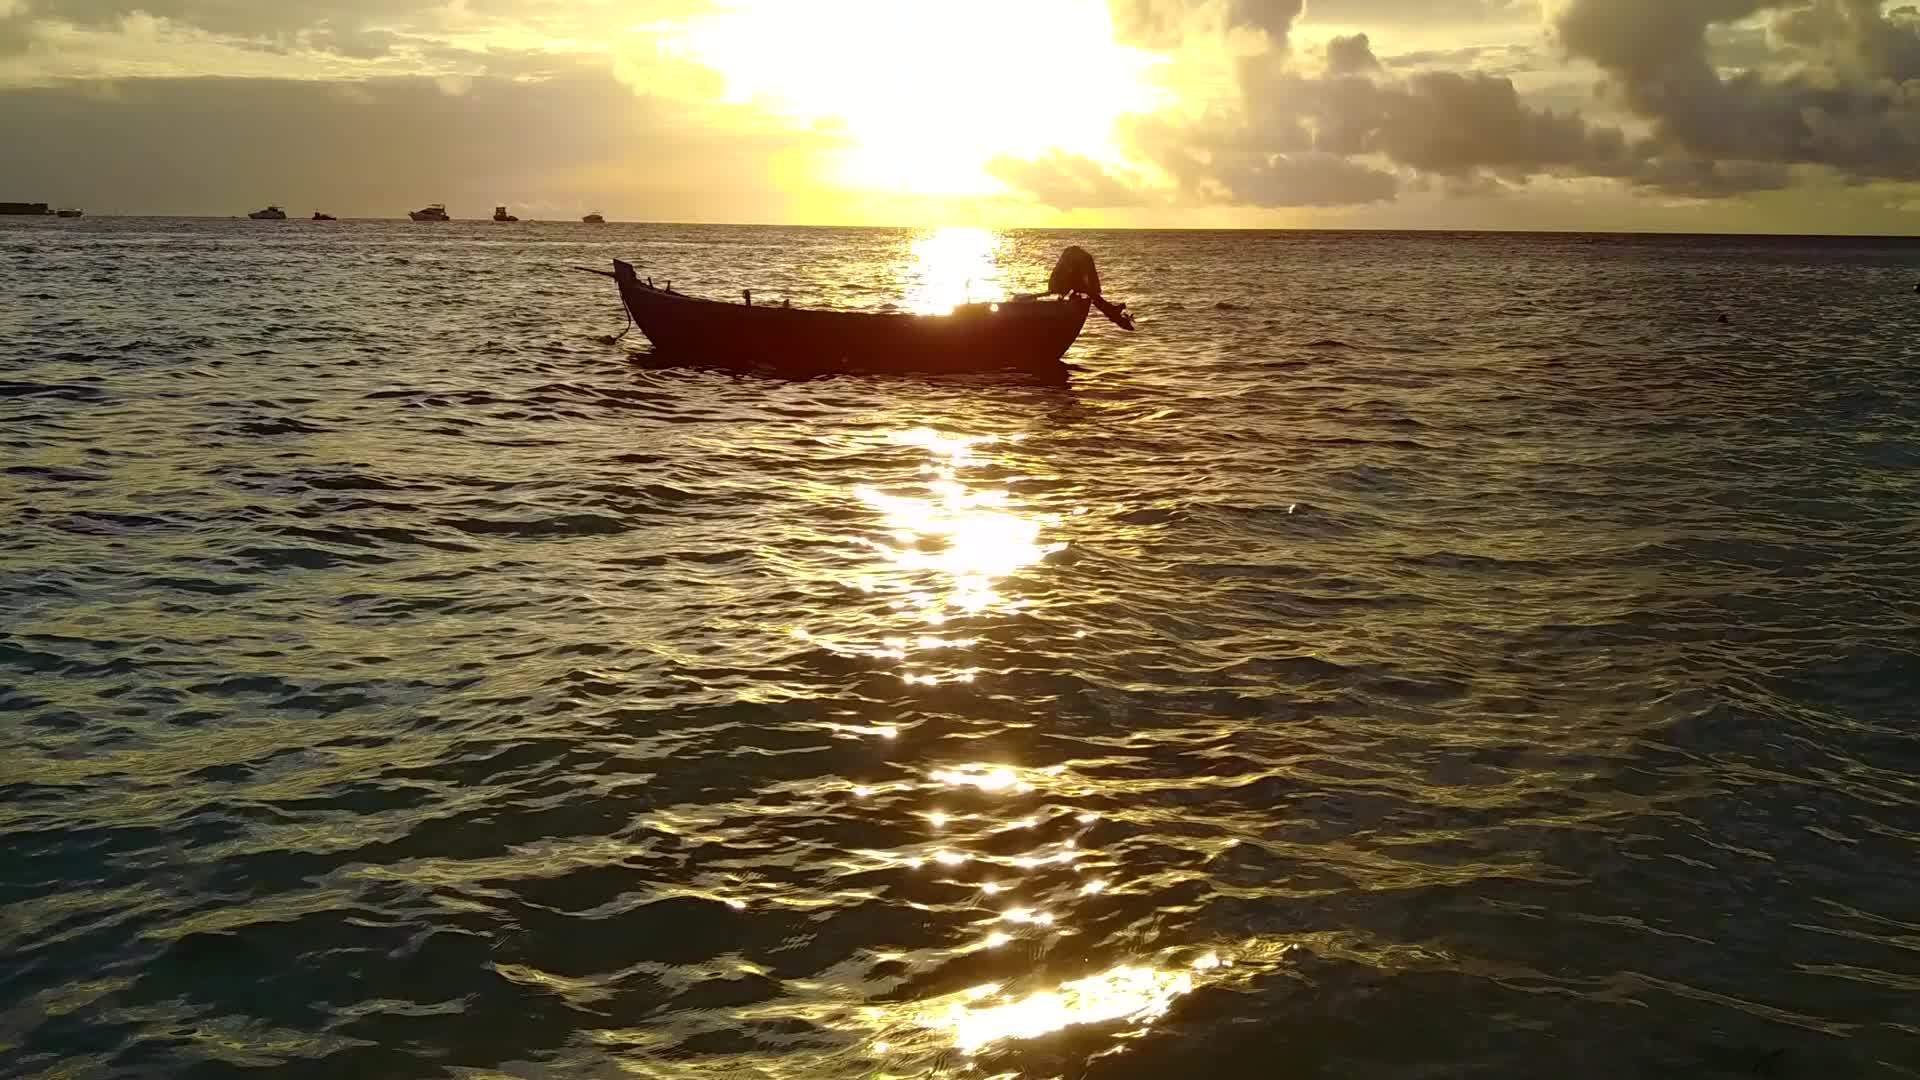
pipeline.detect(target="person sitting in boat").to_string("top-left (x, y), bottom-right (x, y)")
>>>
top-left (1047, 246), bottom-right (1134, 330)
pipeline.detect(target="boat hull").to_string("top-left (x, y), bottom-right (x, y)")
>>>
top-left (611, 260), bottom-right (1088, 377)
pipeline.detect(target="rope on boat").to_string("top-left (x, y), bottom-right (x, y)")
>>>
top-left (614, 298), bottom-right (633, 341)
top-left (573, 265), bottom-right (632, 342)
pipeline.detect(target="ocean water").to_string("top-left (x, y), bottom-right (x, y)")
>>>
top-left (5, 217), bottom-right (1920, 1079)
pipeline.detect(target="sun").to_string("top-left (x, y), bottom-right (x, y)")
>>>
top-left (671, 0), bottom-right (1164, 198)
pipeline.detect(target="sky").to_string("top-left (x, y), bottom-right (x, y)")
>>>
top-left (3, 0), bottom-right (1920, 231)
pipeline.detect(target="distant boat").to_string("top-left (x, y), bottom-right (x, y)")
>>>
top-left (582, 212), bottom-right (605, 224)
top-left (248, 205), bottom-right (287, 220)
top-left (55, 208), bottom-right (83, 218)
top-left (312, 211), bottom-right (336, 221)
top-left (409, 203), bottom-right (449, 222)
top-left (0, 202), bottom-right (52, 216)
top-left (493, 205), bottom-right (519, 222)
top-left (581, 247), bottom-right (1134, 378)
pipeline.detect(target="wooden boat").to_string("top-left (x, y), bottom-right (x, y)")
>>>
top-left (582, 212), bottom-right (605, 224)
top-left (587, 248), bottom-right (1131, 377)
top-left (248, 205), bottom-right (287, 220)
top-left (311, 211), bottom-right (336, 221)
top-left (55, 208), bottom-right (83, 218)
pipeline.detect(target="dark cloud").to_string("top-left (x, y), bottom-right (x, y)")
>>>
top-left (1324, 32), bottom-right (1380, 75)
top-left (1302, 0), bottom-right (1532, 26)
top-left (28, 0), bottom-right (423, 34)
top-left (1227, 0), bottom-right (1304, 46)
top-left (1106, 0), bottom-right (1190, 50)
top-left (1232, 54), bottom-right (1641, 182)
top-left (307, 26), bottom-right (404, 60)
top-left (1067, 0), bottom-right (1920, 213)
top-left (1556, 0), bottom-right (1920, 181)
top-left (1361, 71), bottom-right (1631, 178)
top-left (1622, 156), bottom-right (1795, 198)
top-left (0, 0), bottom-right (441, 55)
top-left (1002, 19), bottom-right (1827, 211)
top-left (1108, 0), bottom-right (1530, 49)
top-left (1204, 149), bottom-right (1399, 206)
top-left (1127, 109), bottom-right (1399, 205)
top-left (0, 70), bottom-right (845, 218)
top-left (1381, 43), bottom-right (1540, 76)
top-left (1110, 0), bottom-right (1304, 49)
top-left (0, 13), bottom-right (33, 55)
top-left (2, 0), bottom-right (700, 57)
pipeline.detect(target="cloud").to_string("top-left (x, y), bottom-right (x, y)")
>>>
top-left (986, 152), bottom-right (1155, 209)
top-left (0, 70), bottom-right (847, 218)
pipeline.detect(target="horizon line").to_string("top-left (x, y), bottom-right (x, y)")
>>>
top-left (12, 214), bottom-right (1920, 241)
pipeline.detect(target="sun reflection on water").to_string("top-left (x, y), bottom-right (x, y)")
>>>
top-left (837, 427), bottom-right (1064, 685)
top-left (823, 423), bottom-right (1222, 1063)
top-left (900, 227), bottom-right (1010, 315)
top-left (919, 963), bottom-right (1202, 1055)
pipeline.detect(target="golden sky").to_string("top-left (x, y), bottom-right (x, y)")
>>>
top-left (3, 0), bottom-right (1920, 231)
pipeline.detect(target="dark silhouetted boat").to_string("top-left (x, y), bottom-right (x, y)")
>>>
top-left (582, 211), bottom-right (605, 224)
top-left (0, 202), bottom-right (51, 215)
top-left (248, 205), bottom-right (287, 220)
top-left (312, 211), bottom-right (336, 221)
top-left (55, 208), bottom-right (83, 218)
top-left (409, 203), bottom-right (449, 222)
top-left (493, 205), bottom-right (518, 222)
top-left (584, 248), bottom-right (1132, 378)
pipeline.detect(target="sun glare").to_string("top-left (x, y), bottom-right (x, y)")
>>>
top-left (673, 0), bottom-right (1163, 196)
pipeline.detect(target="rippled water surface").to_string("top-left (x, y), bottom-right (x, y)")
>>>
top-left (7, 218), bottom-right (1920, 1078)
